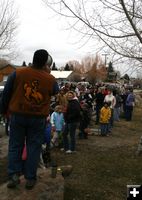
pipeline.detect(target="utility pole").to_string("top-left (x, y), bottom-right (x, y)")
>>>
top-left (102, 53), bottom-right (109, 66)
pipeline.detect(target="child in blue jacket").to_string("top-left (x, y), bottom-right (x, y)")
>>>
top-left (50, 105), bottom-right (65, 147)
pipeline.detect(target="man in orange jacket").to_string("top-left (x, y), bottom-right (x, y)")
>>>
top-left (0, 49), bottom-right (59, 189)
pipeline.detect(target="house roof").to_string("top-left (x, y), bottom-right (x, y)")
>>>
top-left (0, 65), bottom-right (73, 79)
top-left (50, 70), bottom-right (73, 79)
top-left (0, 64), bottom-right (19, 70)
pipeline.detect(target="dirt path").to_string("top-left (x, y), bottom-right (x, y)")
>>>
top-left (0, 118), bottom-right (140, 160)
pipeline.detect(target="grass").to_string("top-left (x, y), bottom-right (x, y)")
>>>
top-left (0, 106), bottom-right (142, 200)
top-left (54, 106), bottom-right (142, 200)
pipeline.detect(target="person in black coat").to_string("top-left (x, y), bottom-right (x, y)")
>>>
top-left (94, 88), bottom-right (105, 124)
top-left (63, 91), bottom-right (81, 153)
top-left (79, 102), bottom-right (91, 139)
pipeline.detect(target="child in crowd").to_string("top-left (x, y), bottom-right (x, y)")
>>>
top-left (79, 102), bottom-right (91, 139)
top-left (41, 115), bottom-right (52, 168)
top-left (99, 102), bottom-right (111, 136)
top-left (50, 105), bottom-right (65, 148)
top-left (104, 89), bottom-right (116, 132)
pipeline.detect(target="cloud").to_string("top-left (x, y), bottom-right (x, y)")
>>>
top-left (13, 0), bottom-right (100, 68)
top-left (14, 0), bottom-right (75, 64)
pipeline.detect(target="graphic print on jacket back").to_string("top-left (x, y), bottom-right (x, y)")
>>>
top-left (24, 80), bottom-right (43, 104)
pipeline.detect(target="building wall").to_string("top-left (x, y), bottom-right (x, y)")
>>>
top-left (0, 65), bottom-right (16, 82)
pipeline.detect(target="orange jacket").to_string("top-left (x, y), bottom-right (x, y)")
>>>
top-left (8, 67), bottom-right (58, 116)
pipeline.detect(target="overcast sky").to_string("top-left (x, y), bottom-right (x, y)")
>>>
top-left (12, 0), bottom-right (141, 77)
top-left (14, 0), bottom-right (92, 67)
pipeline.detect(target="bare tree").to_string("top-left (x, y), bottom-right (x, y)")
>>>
top-left (68, 60), bottom-right (83, 73)
top-left (0, 0), bottom-right (18, 59)
top-left (85, 55), bottom-right (107, 83)
top-left (67, 54), bottom-right (107, 83)
top-left (42, 0), bottom-right (142, 69)
top-left (0, 58), bottom-right (9, 68)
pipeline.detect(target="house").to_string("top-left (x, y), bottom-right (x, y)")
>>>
top-left (0, 65), bottom-right (73, 86)
top-left (0, 64), bottom-right (17, 83)
top-left (50, 70), bottom-right (73, 82)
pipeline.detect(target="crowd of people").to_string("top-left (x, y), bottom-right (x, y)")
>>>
top-left (40, 80), bottom-right (136, 173)
top-left (47, 81), bottom-right (135, 142)
top-left (0, 49), bottom-right (135, 190)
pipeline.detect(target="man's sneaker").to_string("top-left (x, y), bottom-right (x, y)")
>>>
top-left (65, 150), bottom-right (72, 154)
top-left (25, 179), bottom-right (36, 190)
top-left (7, 174), bottom-right (20, 188)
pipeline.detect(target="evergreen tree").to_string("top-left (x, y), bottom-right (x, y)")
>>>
top-left (22, 61), bottom-right (26, 66)
top-left (107, 62), bottom-right (116, 82)
top-left (123, 74), bottom-right (130, 81)
top-left (107, 61), bottom-right (114, 72)
top-left (64, 63), bottom-right (70, 71)
top-left (52, 62), bottom-right (58, 70)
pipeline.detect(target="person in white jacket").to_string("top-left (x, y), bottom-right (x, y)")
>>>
top-left (104, 89), bottom-right (116, 132)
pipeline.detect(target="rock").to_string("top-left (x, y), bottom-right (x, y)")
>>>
top-left (59, 165), bottom-right (73, 178)
top-left (0, 168), bottom-right (64, 200)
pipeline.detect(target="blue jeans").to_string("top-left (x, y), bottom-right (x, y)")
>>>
top-left (113, 107), bottom-right (120, 121)
top-left (108, 109), bottom-right (114, 132)
top-left (63, 122), bottom-right (78, 151)
top-left (100, 123), bottom-right (109, 136)
top-left (8, 114), bottom-right (46, 180)
top-left (125, 105), bottom-right (133, 121)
